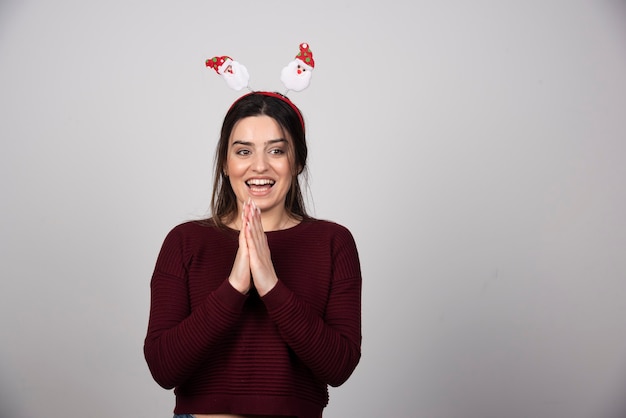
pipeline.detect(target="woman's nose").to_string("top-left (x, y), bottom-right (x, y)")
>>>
top-left (252, 153), bottom-right (268, 172)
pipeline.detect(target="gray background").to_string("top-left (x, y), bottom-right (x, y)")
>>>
top-left (1, 1), bottom-right (626, 417)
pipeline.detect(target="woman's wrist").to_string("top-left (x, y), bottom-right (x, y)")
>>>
top-left (256, 276), bottom-right (278, 297)
top-left (228, 276), bottom-right (250, 295)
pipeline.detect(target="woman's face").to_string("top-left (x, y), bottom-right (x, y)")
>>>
top-left (225, 115), bottom-right (294, 218)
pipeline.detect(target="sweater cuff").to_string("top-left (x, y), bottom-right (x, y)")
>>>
top-left (261, 280), bottom-right (292, 311)
top-left (213, 279), bottom-right (249, 312)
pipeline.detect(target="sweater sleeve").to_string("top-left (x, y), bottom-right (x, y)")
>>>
top-left (261, 225), bottom-right (362, 387)
top-left (143, 227), bottom-right (248, 389)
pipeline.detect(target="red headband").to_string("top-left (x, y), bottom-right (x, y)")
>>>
top-left (228, 91), bottom-right (305, 131)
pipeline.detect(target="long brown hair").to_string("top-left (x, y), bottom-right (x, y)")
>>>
top-left (210, 92), bottom-right (309, 227)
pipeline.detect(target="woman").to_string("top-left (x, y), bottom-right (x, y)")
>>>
top-left (144, 92), bottom-right (362, 418)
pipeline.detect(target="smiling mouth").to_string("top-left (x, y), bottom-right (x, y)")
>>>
top-left (246, 178), bottom-right (275, 192)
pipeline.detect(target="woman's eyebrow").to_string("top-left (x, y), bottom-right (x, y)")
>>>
top-left (231, 140), bottom-right (253, 146)
top-left (266, 138), bottom-right (287, 145)
top-left (231, 138), bottom-right (287, 146)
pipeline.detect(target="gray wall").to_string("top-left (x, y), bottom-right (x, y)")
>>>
top-left (1, 1), bottom-right (626, 417)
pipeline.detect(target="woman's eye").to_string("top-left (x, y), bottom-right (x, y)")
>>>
top-left (236, 149), bottom-right (251, 156)
top-left (269, 148), bottom-right (285, 155)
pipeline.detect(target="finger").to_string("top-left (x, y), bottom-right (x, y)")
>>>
top-left (240, 201), bottom-right (249, 245)
top-left (242, 198), bottom-right (251, 226)
top-left (246, 202), bottom-right (265, 250)
top-left (244, 213), bottom-right (258, 254)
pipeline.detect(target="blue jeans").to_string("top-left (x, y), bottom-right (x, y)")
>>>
top-left (173, 415), bottom-right (194, 418)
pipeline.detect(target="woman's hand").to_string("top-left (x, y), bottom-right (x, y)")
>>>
top-left (228, 202), bottom-right (252, 294)
top-left (244, 200), bottom-right (278, 296)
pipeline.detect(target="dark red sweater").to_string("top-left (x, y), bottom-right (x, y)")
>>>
top-left (144, 219), bottom-right (362, 417)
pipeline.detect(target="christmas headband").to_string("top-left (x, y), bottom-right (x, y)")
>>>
top-left (205, 43), bottom-right (315, 128)
top-left (230, 91), bottom-right (305, 131)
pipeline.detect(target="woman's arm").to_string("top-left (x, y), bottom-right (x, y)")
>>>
top-left (143, 228), bottom-right (248, 389)
top-left (261, 226), bottom-right (362, 387)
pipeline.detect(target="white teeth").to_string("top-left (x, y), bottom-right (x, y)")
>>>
top-left (246, 179), bottom-right (275, 186)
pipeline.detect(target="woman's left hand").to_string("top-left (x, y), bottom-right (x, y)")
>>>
top-left (244, 200), bottom-right (278, 296)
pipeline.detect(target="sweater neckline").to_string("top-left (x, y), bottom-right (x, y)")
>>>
top-left (222, 218), bottom-right (309, 236)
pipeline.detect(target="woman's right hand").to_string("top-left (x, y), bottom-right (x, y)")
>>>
top-left (228, 201), bottom-right (252, 294)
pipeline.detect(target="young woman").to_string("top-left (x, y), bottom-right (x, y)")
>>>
top-left (144, 92), bottom-right (362, 418)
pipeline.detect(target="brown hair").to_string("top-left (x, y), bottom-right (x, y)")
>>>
top-left (210, 92), bottom-right (309, 227)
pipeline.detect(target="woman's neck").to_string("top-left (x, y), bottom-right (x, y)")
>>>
top-left (260, 208), bottom-right (298, 231)
top-left (228, 207), bottom-right (299, 232)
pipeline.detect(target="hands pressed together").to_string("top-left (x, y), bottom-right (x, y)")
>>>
top-left (228, 199), bottom-right (278, 296)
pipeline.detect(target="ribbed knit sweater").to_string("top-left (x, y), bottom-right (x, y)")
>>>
top-left (144, 218), bottom-right (362, 417)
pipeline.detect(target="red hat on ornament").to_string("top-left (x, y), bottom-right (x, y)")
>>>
top-left (295, 43), bottom-right (315, 70)
top-left (205, 56), bottom-right (233, 75)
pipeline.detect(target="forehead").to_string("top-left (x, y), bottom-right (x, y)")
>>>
top-left (230, 115), bottom-right (291, 144)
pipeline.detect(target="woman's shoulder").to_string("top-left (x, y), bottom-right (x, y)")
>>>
top-left (298, 217), bottom-right (355, 239)
top-left (305, 217), bottom-right (348, 229)
top-left (164, 218), bottom-right (234, 241)
top-left (168, 218), bottom-right (214, 233)
top-left (299, 219), bottom-right (360, 263)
